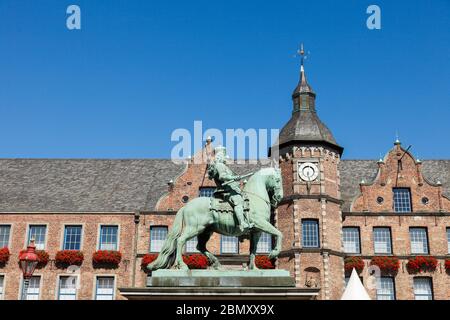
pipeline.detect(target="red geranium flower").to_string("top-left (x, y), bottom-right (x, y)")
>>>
top-left (445, 259), bottom-right (450, 273)
top-left (344, 256), bottom-right (364, 274)
top-left (255, 255), bottom-right (275, 269)
top-left (182, 254), bottom-right (208, 269)
top-left (92, 250), bottom-right (122, 268)
top-left (55, 250), bottom-right (84, 268)
top-left (406, 256), bottom-right (438, 274)
top-left (0, 247), bottom-right (10, 266)
top-left (370, 256), bottom-right (400, 275)
top-left (141, 254), bottom-right (158, 271)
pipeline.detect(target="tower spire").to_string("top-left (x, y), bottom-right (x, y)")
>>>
top-left (292, 43), bottom-right (315, 113)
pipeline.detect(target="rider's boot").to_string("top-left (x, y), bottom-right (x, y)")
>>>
top-left (235, 205), bottom-right (250, 232)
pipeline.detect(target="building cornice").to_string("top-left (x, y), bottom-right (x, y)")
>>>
top-left (279, 194), bottom-right (343, 205)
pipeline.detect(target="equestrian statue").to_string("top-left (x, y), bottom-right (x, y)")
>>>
top-left (148, 146), bottom-right (284, 271)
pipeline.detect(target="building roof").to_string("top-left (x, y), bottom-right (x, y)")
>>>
top-left (0, 159), bottom-right (448, 213)
top-left (278, 110), bottom-right (339, 147)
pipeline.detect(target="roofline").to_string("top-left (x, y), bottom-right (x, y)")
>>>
top-left (269, 139), bottom-right (344, 156)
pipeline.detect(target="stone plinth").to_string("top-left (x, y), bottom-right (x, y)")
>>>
top-left (148, 269), bottom-right (295, 287)
top-left (119, 270), bottom-right (320, 300)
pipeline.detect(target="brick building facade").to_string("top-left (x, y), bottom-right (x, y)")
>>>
top-left (0, 63), bottom-right (449, 300)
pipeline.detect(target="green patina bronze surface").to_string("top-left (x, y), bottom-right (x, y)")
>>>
top-left (147, 147), bottom-right (284, 271)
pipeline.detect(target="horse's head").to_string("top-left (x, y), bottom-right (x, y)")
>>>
top-left (264, 167), bottom-right (284, 208)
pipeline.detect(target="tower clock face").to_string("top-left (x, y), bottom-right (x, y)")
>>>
top-left (298, 162), bottom-right (319, 182)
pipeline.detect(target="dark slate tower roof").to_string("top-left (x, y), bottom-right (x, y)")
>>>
top-left (274, 46), bottom-right (343, 155)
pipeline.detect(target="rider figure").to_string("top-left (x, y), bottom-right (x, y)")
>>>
top-left (207, 146), bottom-right (252, 233)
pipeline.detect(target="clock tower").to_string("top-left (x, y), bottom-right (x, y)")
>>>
top-left (273, 46), bottom-right (344, 300)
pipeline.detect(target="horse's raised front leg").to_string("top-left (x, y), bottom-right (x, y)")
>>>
top-left (249, 231), bottom-right (261, 270)
top-left (197, 230), bottom-right (222, 270)
top-left (175, 227), bottom-right (200, 270)
top-left (252, 218), bottom-right (282, 260)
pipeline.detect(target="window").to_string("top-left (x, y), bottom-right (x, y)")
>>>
top-left (199, 187), bottom-right (215, 197)
top-left (302, 220), bottom-right (319, 248)
top-left (63, 225), bottom-right (82, 250)
top-left (99, 226), bottom-right (118, 250)
top-left (221, 235), bottom-right (239, 254)
top-left (256, 232), bottom-right (272, 253)
top-left (409, 228), bottom-right (429, 254)
top-left (185, 236), bottom-right (199, 253)
top-left (0, 276), bottom-right (4, 299)
top-left (150, 226), bottom-right (168, 252)
top-left (373, 227), bottom-right (392, 254)
top-left (28, 225), bottom-right (46, 250)
top-left (58, 276), bottom-right (77, 300)
top-left (393, 188), bottom-right (412, 212)
top-left (22, 276), bottom-right (40, 300)
top-left (342, 227), bottom-right (360, 254)
top-left (376, 277), bottom-right (396, 300)
top-left (0, 225), bottom-right (11, 248)
top-left (447, 228), bottom-right (450, 254)
top-left (95, 277), bottom-right (115, 300)
top-left (414, 278), bottom-right (433, 300)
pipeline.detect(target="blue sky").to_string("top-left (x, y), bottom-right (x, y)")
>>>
top-left (0, 0), bottom-right (449, 159)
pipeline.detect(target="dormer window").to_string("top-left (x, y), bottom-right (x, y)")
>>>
top-left (393, 188), bottom-right (412, 212)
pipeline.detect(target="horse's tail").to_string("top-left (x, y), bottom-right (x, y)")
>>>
top-left (147, 207), bottom-right (185, 271)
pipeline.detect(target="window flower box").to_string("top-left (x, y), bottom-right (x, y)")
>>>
top-left (370, 256), bottom-right (400, 275)
top-left (255, 255), bottom-right (275, 269)
top-left (445, 259), bottom-right (450, 273)
top-left (19, 249), bottom-right (49, 268)
top-left (406, 256), bottom-right (437, 274)
top-left (0, 247), bottom-right (10, 266)
top-left (182, 254), bottom-right (208, 269)
top-left (141, 253), bottom-right (208, 271)
top-left (55, 250), bottom-right (84, 268)
top-left (92, 250), bottom-right (122, 268)
top-left (344, 256), bottom-right (364, 274)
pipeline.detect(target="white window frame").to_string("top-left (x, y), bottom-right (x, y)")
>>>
top-left (185, 236), bottom-right (199, 253)
top-left (61, 224), bottom-right (84, 250)
top-left (256, 232), bottom-right (272, 253)
top-left (413, 277), bottom-right (433, 300)
top-left (57, 275), bottom-right (79, 300)
top-left (376, 277), bottom-right (396, 300)
top-left (342, 227), bottom-right (361, 254)
top-left (97, 224), bottom-right (120, 251)
top-left (20, 275), bottom-right (41, 300)
top-left (94, 275), bottom-right (116, 300)
top-left (0, 224), bottom-right (12, 249)
top-left (26, 224), bottom-right (48, 250)
top-left (373, 227), bottom-right (392, 254)
top-left (0, 274), bottom-right (5, 300)
top-left (409, 227), bottom-right (429, 254)
top-left (149, 226), bottom-right (168, 253)
top-left (220, 235), bottom-right (239, 254)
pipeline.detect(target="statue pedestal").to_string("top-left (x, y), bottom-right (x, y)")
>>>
top-left (119, 270), bottom-right (320, 300)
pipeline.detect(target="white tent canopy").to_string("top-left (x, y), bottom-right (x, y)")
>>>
top-left (341, 268), bottom-right (371, 300)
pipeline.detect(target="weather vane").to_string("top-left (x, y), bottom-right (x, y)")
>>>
top-left (295, 43), bottom-right (310, 67)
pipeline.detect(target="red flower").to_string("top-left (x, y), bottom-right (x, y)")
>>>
top-left (445, 259), bottom-right (450, 272)
top-left (55, 250), bottom-right (84, 267)
top-left (141, 254), bottom-right (158, 271)
top-left (19, 249), bottom-right (49, 268)
top-left (255, 255), bottom-right (275, 269)
top-left (406, 256), bottom-right (438, 274)
top-left (344, 256), bottom-right (364, 274)
top-left (141, 253), bottom-right (209, 271)
top-left (0, 247), bottom-right (10, 266)
top-left (182, 254), bottom-right (208, 269)
top-left (370, 256), bottom-right (400, 275)
top-left (92, 250), bottom-right (122, 268)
